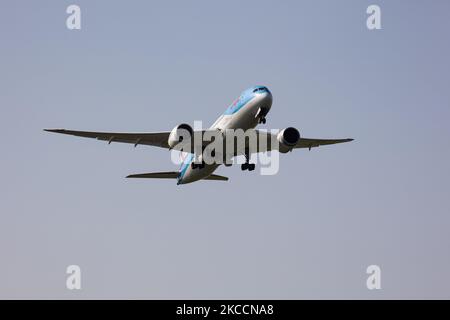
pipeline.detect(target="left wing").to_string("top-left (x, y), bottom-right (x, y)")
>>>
top-left (294, 137), bottom-right (354, 149)
top-left (243, 130), bottom-right (353, 154)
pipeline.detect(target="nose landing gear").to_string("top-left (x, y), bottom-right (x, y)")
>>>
top-left (256, 107), bottom-right (268, 124)
top-left (241, 153), bottom-right (255, 171)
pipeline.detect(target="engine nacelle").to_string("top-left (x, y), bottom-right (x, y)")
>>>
top-left (277, 127), bottom-right (300, 153)
top-left (168, 123), bottom-right (193, 149)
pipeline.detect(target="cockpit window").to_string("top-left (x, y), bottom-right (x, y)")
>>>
top-left (253, 87), bottom-right (267, 93)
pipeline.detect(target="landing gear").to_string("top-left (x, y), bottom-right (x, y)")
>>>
top-left (241, 153), bottom-right (255, 171)
top-left (256, 107), bottom-right (268, 124)
top-left (191, 162), bottom-right (205, 169)
top-left (241, 163), bottom-right (255, 171)
top-left (223, 155), bottom-right (233, 167)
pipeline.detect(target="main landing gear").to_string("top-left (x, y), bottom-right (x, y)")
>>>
top-left (241, 163), bottom-right (255, 171)
top-left (259, 117), bottom-right (266, 124)
top-left (241, 153), bottom-right (255, 171)
top-left (191, 162), bottom-right (205, 169)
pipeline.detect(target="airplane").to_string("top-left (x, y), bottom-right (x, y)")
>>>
top-left (45, 86), bottom-right (353, 185)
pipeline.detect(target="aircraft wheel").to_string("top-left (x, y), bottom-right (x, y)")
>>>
top-left (191, 162), bottom-right (205, 169)
top-left (241, 163), bottom-right (249, 171)
top-left (249, 163), bottom-right (256, 171)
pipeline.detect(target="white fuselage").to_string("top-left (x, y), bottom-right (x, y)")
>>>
top-left (178, 88), bottom-right (273, 184)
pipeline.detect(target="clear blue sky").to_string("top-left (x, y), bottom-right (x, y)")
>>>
top-left (1, 0), bottom-right (450, 298)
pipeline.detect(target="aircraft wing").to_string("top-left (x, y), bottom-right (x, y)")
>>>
top-left (243, 130), bottom-right (353, 153)
top-left (44, 129), bottom-right (172, 149)
top-left (294, 137), bottom-right (354, 149)
top-left (44, 128), bottom-right (352, 154)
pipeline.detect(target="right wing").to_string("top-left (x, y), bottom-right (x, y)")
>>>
top-left (44, 129), bottom-right (172, 149)
top-left (44, 128), bottom-right (215, 151)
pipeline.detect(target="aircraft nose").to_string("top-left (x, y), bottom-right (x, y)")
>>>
top-left (261, 90), bottom-right (272, 106)
top-left (254, 87), bottom-right (272, 102)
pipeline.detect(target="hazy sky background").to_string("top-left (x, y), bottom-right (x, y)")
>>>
top-left (1, 0), bottom-right (450, 299)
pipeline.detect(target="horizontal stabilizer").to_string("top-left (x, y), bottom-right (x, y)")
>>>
top-left (126, 171), bottom-right (229, 181)
top-left (204, 174), bottom-right (229, 181)
top-left (126, 171), bottom-right (179, 179)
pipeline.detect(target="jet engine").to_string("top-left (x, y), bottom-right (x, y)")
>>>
top-left (277, 127), bottom-right (300, 153)
top-left (168, 123), bottom-right (193, 149)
